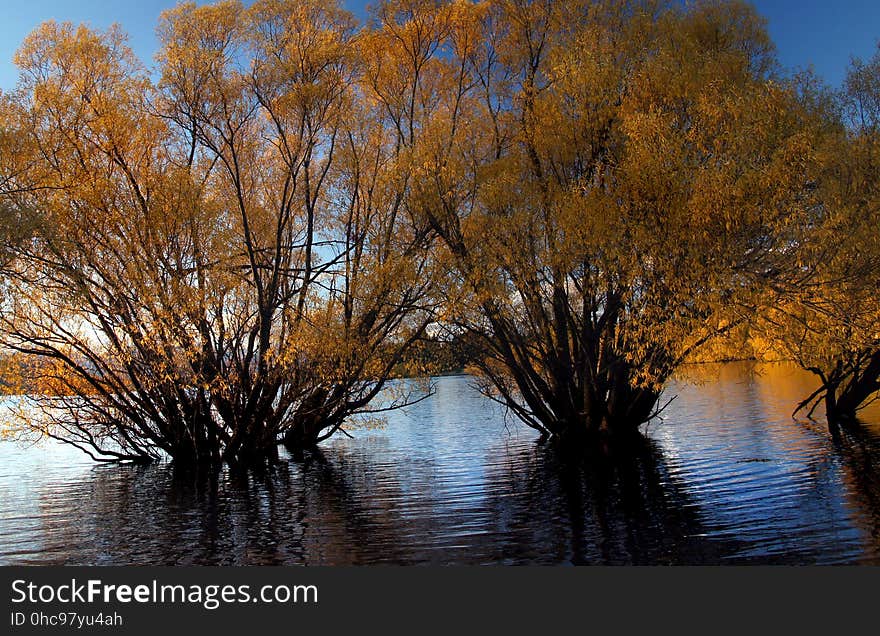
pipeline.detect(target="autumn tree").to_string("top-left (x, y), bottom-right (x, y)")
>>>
top-left (386, 0), bottom-right (825, 442)
top-left (0, 0), bottom-right (841, 463)
top-left (0, 0), bottom-right (439, 464)
top-left (766, 47), bottom-right (880, 424)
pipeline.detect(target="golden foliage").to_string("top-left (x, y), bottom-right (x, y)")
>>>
top-left (0, 0), bottom-right (439, 463)
top-left (0, 0), bottom-right (875, 454)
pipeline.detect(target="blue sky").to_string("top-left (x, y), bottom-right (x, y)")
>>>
top-left (0, 1), bottom-right (877, 91)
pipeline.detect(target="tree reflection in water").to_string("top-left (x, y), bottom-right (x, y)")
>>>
top-left (478, 438), bottom-right (739, 564)
top-left (3, 369), bottom-right (880, 565)
top-left (22, 436), bottom-right (738, 565)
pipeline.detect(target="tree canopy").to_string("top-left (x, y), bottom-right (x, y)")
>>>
top-left (391, 0), bottom-right (827, 439)
top-left (762, 46), bottom-right (880, 423)
top-left (0, 1), bottom-right (440, 464)
top-left (0, 0), bottom-right (875, 464)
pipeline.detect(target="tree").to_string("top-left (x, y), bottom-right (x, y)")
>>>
top-left (390, 0), bottom-right (824, 442)
top-left (0, 0), bottom-right (836, 464)
top-left (0, 0), bottom-right (439, 465)
top-left (766, 47), bottom-right (880, 424)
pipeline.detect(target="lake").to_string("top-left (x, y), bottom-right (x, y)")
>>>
top-left (2, 362), bottom-right (880, 565)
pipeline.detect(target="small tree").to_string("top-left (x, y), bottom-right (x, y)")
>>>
top-left (395, 0), bottom-right (825, 442)
top-left (766, 47), bottom-right (880, 423)
top-left (0, 0), bottom-right (439, 465)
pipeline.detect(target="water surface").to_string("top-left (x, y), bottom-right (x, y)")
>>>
top-left (2, 362), bottom-right (880, 565)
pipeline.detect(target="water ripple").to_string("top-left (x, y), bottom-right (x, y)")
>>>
top-left (2, 363), bottom-right (880, 564)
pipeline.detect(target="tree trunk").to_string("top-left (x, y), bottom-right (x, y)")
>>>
top-left (283, 419), bottom-right (323, 450)
top-left (820, 352), bottom-right (880, 424)
top-left (282, 387), bottom-right (333, 450)
top-left (550, 384), bottom-right (660, 446)
top-left (827, 371), bottom-right (880, 423)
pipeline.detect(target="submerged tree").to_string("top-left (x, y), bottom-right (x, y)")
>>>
top-left (384, 0), bottom-right (826, 442)
top-left (0, 0), bottom-right (439, 464)
top-left (766, 48), bottom-right (880, 424)
top-left (0, 0), bottom-right (843, 463)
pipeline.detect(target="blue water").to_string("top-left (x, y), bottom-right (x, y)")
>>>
top-left (2, 363), bottom-right (879, 564)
